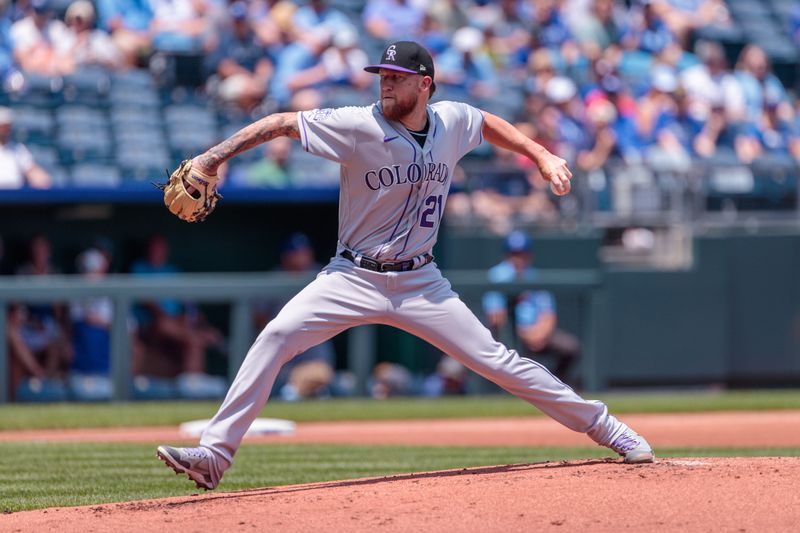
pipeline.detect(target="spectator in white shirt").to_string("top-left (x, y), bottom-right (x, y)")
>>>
top-left (10, 0), bottom-right (74, 76)
top-left (0, 107), bottom-right (51, 189)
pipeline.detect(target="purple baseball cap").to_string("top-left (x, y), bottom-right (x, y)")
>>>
top-left (365, 41), bottom-right (436, 93)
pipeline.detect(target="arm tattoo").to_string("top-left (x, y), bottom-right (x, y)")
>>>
top-left (197, 112), bottom-right (300, 171)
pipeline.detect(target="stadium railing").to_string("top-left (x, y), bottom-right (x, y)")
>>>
top-left (0, 269), bottom-right (603, 403)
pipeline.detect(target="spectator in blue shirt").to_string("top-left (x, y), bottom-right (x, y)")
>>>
top-left (693, 96), bottom-right (755, 164)
top-left (0, 0), bottom-right (15, 77)
top-left (293, 0), bottom-right (353, 50)
top-left (436, 26), bottom-right (499, 99)
top-left (70, 248), bottom-right (113, 378)
top-left (734, 45), bottom-right (790, 124)
top-left (131, 235), bottom-right (222, 379)
top-left (531, 0), bottom-right (573, 48)
top-left (205, 1), bottom-right (272, 113)
top-left (740, 97), bottom-right (800, 166)
top-left (792, 5), bottom-right (800, 47)
top-left (363, 0), bottom-right (425, 40)
top-left (544, 76), bottom-right (587, 165)
top-left (482, 231), bottom-right (581, 385)
top-left (620, 0), bottom-right (676, 55)
top-left (286, 26), bottom-right (371, 98)
top-left (571, 0), bottom-right (626, 59)
top-left (95, 0), bottom-right (153, 67)
top-left (580, 76), bottom-right (644, 169)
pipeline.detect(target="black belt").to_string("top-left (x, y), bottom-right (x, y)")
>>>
top-left (340, 250), bottom-right (432, 272)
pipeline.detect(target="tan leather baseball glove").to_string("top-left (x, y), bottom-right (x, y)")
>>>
top-left (159, 159), bottom-right (222, 223)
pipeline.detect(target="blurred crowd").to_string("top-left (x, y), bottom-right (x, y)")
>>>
top-left (2, 232), bottom-right (228, 401)
top-left (0, 1), bottom-right (797, 198)
top-left (3, 228), bottom-right (581, 402)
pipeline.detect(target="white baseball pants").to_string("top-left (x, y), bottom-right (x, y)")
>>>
top-left (200, 257), bottom-right (626, 471)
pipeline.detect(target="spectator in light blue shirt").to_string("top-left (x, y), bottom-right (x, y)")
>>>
top-left (130, 235), bottom-right (223, 379)
top-left (436, 26), bottom-right (499, 99)
top-left (734, 44), bottom-right (790, 124)
top-left (363, 0), bottom-right (425, 40)
top-left (482, 231), bottom-right (581, 386)
top-left (95, 0), bottom-right (153, 66)
top-left (0, 0), bottom-right (14, 77)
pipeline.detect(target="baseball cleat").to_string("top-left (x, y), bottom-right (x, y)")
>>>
top-left (157, 445), bottom-right (219, 490)
top-left (608, 429), bottom-right (655, 464)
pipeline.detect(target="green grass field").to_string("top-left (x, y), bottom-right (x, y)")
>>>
top-left (2, 442), bottom-right (799, 513)
top-left (2, 390), bottom-right (800, 430)
top-left (2, 390), bottom-right (800, 513)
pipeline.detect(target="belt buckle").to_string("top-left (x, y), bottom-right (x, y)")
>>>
top-left (361, 257), bottom-right (380, 271)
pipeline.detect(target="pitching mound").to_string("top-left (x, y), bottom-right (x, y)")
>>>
top-left (7, 457), bottom-right (799, 532)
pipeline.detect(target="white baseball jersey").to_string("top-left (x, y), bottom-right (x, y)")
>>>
top-left (297, 101), bottom-right (484, 261)
top-left (193, 99), bottom-right (642, 483)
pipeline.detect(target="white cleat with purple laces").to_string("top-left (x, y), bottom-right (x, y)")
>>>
top-left (608, 428), bottom-right (655, 464)
top-left (157, 445), bottom-right (220, 490)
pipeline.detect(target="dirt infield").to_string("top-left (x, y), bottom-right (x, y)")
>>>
top-left (6, 457), bottom-right (800, 532)
top-left (4, 411), bottom-right (800, 531)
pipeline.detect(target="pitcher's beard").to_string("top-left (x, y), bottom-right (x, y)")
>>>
top-left (381, 94), bottom-right (418, 122)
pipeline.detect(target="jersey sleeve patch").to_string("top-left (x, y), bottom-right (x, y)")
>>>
top-left (298, 107), bottom-right (360, 163)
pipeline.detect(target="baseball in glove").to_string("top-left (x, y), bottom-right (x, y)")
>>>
top-left (157, 159), bottom-right (222, 223)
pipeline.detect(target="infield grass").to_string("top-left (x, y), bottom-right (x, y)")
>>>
top-left (2, 442), bottom-right (799, 513)
top-left (3, 390), bottom-right (800, 430)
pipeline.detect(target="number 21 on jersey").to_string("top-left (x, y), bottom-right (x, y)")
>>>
top-left (420, 195), bottom-right (443, 228)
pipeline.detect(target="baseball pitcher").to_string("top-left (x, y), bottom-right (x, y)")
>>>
top-left (157, 41), bottom-right (654, 490)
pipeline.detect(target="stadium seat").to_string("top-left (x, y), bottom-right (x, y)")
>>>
top-left (164, 103), bottom-right (217, 128)
top-left (13, 73), bottom-right (64, 107)
top-left (112, 69), bottom-right (156, 89)
top-left (728, 0), bottom-right (771, 18)
top-left (62, 67), bottom-right (112, 105)
top-left (175, 372), bottom-right (227, 400)
top-left (71, 163), bottom-right (122, 187)
top-left (27, 144), bottom-right (59, 168)
top-left (68, 374), bottom-right (113, 402)
top-left (56, 105), bottom-right (109, 130)
top-left (117, 145), bottom-right (171, 181)
top-left (132, 375), bottom-right (177, 400)
top-left (289, 149), bottom-right (340, 187)
top-left (10, 106), bottom-right (55, 144)
top-left (109, 85), bottom-right (161, 109)
top-left (57, 129), bottom-right (113, 163)
top-left (14, 378), bottom-right (69, 402)
top-left (110, 107), bottom-right (164, 130)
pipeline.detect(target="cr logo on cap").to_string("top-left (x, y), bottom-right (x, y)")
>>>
top-left (386, 45), bottom-right (396, 61)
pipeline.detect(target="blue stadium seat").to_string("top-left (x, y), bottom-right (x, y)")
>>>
top-left (14, 378), bottom-right (69, 402)
top-left (56, 105), bottom-right (109, 130)
top-left (110, 107), bottom-right (164, 130)
top-left (117, 145), bottom-right (171, 180)
top-left (728, 0), bottom-right (771, 18)
top-left (167, 128), bottom-right (218, 158)
top-left (68, 374), bottom-right (113, 402)
top-left (10, 73), bottom-right (64, 107)
top-left (289, 149), bottom-right (340, 187)
top-left (164, 103), bottom-right (217, 128)
top-left (71, 163), bottom-right (122, 187)
top-left (112, 68), bottom-right (157, 89)
top-left (175, 373), bottom-right (227, 400)
top-left (27, 144), bottom-right (59, 168)
top-left (62, 67), bottom-right (112, 105)
top-left (58, 129), bottom-right (114, 164)
top-left (10, 106), bottom-right (54, 144)
top-left (109, 85), bottom-right (161, 109)
top-left (132, 376), bottom-right (177, 400)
